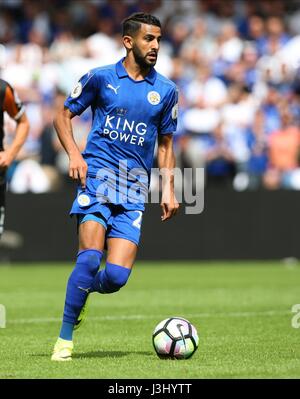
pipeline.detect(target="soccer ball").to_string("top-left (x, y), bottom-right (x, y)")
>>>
top-left (152, 317), bottom-right (199, 359)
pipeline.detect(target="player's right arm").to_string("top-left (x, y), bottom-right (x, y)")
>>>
top-left (53, 107), bottom-right (87, 189)
top-left (53, 70), bottom-right (98, 189)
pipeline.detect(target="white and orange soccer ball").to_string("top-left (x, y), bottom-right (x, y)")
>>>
top-left (152, 317), bottom-right (199, 359)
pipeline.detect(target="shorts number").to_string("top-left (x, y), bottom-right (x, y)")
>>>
top-left (132, 211), bottom-right (143, 230)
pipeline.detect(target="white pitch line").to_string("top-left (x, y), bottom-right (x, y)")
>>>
top-left (7, 310), bottom-right (290, 325)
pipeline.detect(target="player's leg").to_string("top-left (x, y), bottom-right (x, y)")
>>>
top-left (0, 171), bottom-right (6, 238)
top-left (91, 237), bottom-right (137, 293)
top-left (61, 218), bottom-right (106, 334)
top-left (91, 208), bottom-right (142, 294)
top-left (0, 203), bottom-right (5, 239)
top-left (107, 237), bottom-right (137, 267)
top-left (64, 219), bottom-right (105, 319)
top-left (52, 216), bottom-right (105, 361)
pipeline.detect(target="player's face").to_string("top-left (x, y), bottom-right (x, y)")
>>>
top-left (132, 24), bottom-right (161, 68)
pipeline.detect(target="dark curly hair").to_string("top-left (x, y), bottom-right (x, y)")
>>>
top-left (122, 13), bottom-right (161, 37)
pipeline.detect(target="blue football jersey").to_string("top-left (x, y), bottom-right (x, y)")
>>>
top-left (65, 57), bottom-right (178, 210)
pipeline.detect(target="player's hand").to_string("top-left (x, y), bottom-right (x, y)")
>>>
top-left (0, 150), bottom-right (14, 169)
top-left (160, 192), bottom-right (179, 222)
top-left (69, 153), bottom-right (88, 189)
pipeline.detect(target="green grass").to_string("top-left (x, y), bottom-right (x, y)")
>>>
top-left (0, 261), bottom-right (300, 379)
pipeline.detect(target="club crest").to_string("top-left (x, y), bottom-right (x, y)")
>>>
top-left (77, 194), bottom-right (90, 207)
top-left (147, 91), bottom-right (160, 105)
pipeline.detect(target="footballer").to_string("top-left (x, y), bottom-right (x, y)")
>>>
top-left (52, 13), bottom-right (179, 361)
top-left (0, 79), bottom-right (29, 237)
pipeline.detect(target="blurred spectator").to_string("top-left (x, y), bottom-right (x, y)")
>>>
top-left (217, 22), bottom-right (244, 64)
top-left (185, 63), bottom-right (227, 108)
top-left (220, 83), bottom-right (258, 172)
top-left (205, 124), bottom-right (236, 187)
top-left (256, 86), bottom-right (282, 135)
top-left (264, 107), bottom-right (300, 190)
top-left (246, 14), bottom-right (265, 45)
top-left (225, 42), bottom-right (259, 89)
top-left (181, 17), bottom-right (218, 66)
top-left (259, 16), bottom-right (290, 55)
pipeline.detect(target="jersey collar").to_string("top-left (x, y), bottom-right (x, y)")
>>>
top-left (116, 58), bottom-right (157, 85)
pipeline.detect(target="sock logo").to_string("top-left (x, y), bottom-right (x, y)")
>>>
top-left (78, 286), bottom-right (90, 294)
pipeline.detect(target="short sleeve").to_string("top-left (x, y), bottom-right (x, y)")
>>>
top-left (64, 70), bottom-right (98, 115)
top-left (3, 84), bottom-right (25, 121)
top-left (159, 86), bottom-right (178, 135)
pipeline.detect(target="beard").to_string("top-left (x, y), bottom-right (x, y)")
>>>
top-left (132, 43), bottom-right (157, 68)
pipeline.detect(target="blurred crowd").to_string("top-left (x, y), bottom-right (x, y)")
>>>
top-left (1, 0), bottom-right (300, 192)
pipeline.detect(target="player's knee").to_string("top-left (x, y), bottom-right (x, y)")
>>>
top-left (69, 249), bottom-right (102, 284)
top-left (75, 249), bottom-right (103, 275)
top-left (103, 262), bottom-right (131, 293)
top-left (68, 249), bottom-right (103, 292)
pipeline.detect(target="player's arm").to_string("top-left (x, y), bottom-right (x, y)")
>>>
top-left (0, 85), bottom-right (29, 169)
top-left (157, 85), bottom-right (179, 221)
top-left (157, 133), bottom-right (179, 221)
top-left (53, 71), bottom-right (98, 189)
top-left (53, 107), bottom-right (87, 189)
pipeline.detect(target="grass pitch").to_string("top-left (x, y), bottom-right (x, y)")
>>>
top-left (0, 261), bottom-right (300, 379)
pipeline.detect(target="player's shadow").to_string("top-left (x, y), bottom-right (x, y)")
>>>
top-left (31, 350), bottom-right (153, 359)
top-left (74, 350), bottom-right (153, 359)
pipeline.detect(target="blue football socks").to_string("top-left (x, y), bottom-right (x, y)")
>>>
top-left (59, 252), bottom-right (132, 340)
top-left (91, 262), bottom-right (132, 294)
top-left (59, 321), bottom-right (75, 341)
top-left (60, 249), bottom-right (103, 339)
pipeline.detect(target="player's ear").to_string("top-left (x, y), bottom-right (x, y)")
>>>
top-left (123, 35), bottom-right (133, 50)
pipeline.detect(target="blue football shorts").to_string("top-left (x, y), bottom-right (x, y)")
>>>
top-left (70, 186), bottom-right (144, 246)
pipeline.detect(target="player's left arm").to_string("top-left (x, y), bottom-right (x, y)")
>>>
top-left (157, 133), bottom-right (179, 221)
top-left (157, 85), bottom-right (179, 221)
top-left (0, 84), bottom-right (29, 168)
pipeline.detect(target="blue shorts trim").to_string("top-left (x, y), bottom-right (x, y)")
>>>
top-left (74, 204), bottom-right (143, 247)
top-left (78, 213), bottom-right (107, 230)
